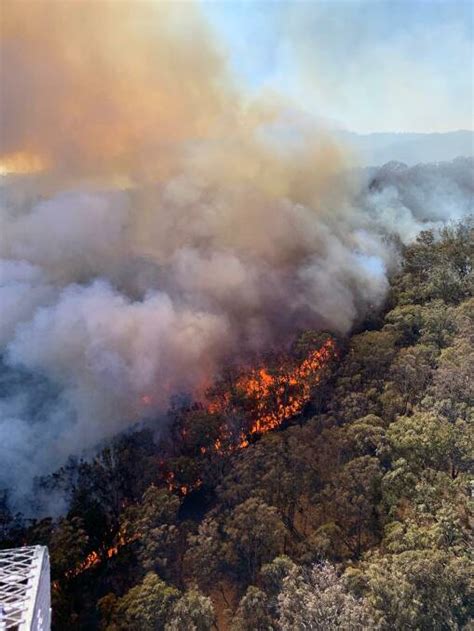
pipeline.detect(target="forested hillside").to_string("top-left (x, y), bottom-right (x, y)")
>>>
top-left (1, 220), bottom-right (472, 630)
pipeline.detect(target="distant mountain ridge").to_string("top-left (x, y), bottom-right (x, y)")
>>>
top-left (338, 130), bottom-right (474, 166)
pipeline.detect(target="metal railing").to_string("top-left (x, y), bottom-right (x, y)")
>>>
top-left (0, 546), bottom-right (50, 631)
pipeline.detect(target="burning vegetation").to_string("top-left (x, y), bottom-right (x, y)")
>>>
top-left (5, 221), bottom-right (473, 630)
top-left (207, 336), bottom-right (337, 444)
top-left (71, 334), bottom-right (338, 575)
top-left (162, 334), bottom-right (338, 461)
top-left (143, 333), bottom-right (339, 501)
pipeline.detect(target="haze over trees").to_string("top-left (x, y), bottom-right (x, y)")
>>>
top-left (1, 219), bottom-right (472, 629)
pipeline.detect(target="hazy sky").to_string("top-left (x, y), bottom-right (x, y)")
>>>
top-left (201, 0), bottom-right (474, 133)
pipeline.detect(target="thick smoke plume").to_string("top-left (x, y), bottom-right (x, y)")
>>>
top-left (0, 1), bottom-right (472, 507)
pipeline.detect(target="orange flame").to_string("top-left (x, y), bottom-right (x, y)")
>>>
top-left (71, 338), bottom-right (336, 578)
top-left (208, 337), bottom-right (336, 445)
top-left (67, 530), bottom-right (138, 578)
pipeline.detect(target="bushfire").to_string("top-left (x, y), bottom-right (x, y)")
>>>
top-left (72, 336), bottom-right (337, 576)
top-left (154, 336), bottom-right (337, 497)
top-left (67, 534), bottom-right (129, 578)
top-left (207, 336), bottom-right (337, 446)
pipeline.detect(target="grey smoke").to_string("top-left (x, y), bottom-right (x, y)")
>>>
top-left (0, 155), bottom-right (473, 509)
top-left (2, 0), bottom-right (472, 514)
top-left (361, 157), bottom-right (473, 241)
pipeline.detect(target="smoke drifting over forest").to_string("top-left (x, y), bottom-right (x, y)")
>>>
top-left (0, 1), bottom-right (472, 506)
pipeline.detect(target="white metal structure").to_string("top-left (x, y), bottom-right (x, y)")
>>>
top-left (0, 546), bottom-right (51, 630)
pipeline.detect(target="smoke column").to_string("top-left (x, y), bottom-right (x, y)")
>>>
top-left (1, 1), bottom-right (472, 506)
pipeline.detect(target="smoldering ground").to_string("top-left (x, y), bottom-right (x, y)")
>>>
top-left (1, 1), bottom-right (472, 510)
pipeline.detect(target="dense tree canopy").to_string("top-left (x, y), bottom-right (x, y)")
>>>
top-left (1, 220), bottom-right (472, 629)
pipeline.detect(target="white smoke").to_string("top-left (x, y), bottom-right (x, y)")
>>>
top-left (360, 157), bottom-right (474, 241)
top-left (1, 156), bottom-right (472, 505)
top-left (0, 0), bottom-right (472, 508)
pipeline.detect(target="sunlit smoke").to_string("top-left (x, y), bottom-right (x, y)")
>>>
top-left (0, 0), bottom-right (472, 508)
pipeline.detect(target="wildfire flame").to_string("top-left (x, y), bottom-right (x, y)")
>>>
top-left (67, 533), bottom-right (130, 578)
top-left (0, 151), bottom-right (49, 175)
top-left (71, 337), bottom-right (337, 577)
top-left (208, 337), bottom-right (336, 445)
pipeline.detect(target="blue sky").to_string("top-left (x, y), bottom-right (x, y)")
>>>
top-left (200, 0), bottom-right (474, 133)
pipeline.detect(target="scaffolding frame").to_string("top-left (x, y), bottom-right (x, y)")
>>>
top-left (0, 546), bottom-right (50, 630)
